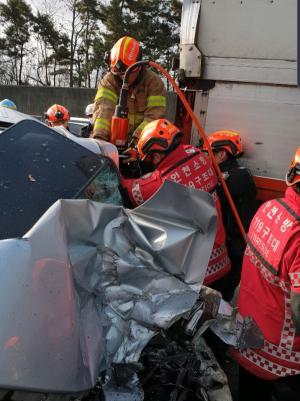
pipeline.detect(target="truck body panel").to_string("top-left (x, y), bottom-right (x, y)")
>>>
top-left (179, 0), bottom-right (299, 198)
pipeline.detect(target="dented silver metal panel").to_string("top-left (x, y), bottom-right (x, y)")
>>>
top-left (0, 181), bottom-right (217, 393)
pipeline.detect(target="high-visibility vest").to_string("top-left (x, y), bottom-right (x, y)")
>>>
top-left (233, 188), bottom-right (300, 379)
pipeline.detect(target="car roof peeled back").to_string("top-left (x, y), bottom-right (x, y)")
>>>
top-left (0, 119), bottom-right (120, 240)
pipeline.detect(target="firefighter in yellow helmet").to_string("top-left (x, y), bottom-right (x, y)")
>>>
top-left (92, 36), bottom-right (166, 144)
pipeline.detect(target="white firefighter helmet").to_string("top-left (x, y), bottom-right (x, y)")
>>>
top-left (85, 103), bottom-right (94, 117)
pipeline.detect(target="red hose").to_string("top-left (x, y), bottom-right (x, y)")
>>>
top-left (149, 61), bottom-right (246, 240)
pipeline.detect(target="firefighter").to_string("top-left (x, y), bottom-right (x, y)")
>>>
top-left (0, 98), bottom-right (17, 110)
top-left (85, 103), bottom-right (94, 120)
top-left (232, 146), bottom-right (300, 401)
top-left (44, 102), bottom-right (120, 174)
top-left (202, 130), bottom-right (257, 299)
top-left (121, 119), bottom-right (231, 285)
top-left (92, 36), bottom-right (166, 145)
top-left (202, 130), bottom-right (257, 233)
top-left (45, 104), bottom-right (70, 130)
top-left (81, 103), bottom-right (94, 138)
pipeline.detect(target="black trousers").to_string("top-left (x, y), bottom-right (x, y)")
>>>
top-left (239, 366), bottom-right (300, 401)
top-left (210, 252), bottom-right (243, 302)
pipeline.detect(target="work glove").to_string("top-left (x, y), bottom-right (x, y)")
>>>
top-left (121, 135), bottom-right (139, 163)
top-left (121, 146), bottom-right (139, 164)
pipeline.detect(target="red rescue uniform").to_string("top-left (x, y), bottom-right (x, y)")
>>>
top-left (122, 144), bottom-right (231, 285)
top-left (232, 187), bottom-right (300, 379)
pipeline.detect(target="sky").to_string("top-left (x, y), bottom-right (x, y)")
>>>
top-left (0, 0), bottom-right (70, 20)
top-left (29, 0), bottom-right (70, 18)
top-left (28, 0), bottom-right (108, 12)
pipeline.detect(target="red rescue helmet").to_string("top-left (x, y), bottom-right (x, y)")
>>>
top-left (137, 119), bottom-right (183, 161)
top-left (286, 147), bottom-right (300, 187)
top-left (203, 130), bottom-right (243, 157)
top-left (45, 104), bottom-right (70, 123)
top-left (109, 36), bottom-right (142, 75)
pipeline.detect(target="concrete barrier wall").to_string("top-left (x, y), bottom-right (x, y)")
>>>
top-left (0, 86), bottom-right (177, 121)
top-left (0, 86), bottom-right (96, 118)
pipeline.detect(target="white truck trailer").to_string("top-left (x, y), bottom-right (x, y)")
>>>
top-left (178, 0), bottom-right (299, 200)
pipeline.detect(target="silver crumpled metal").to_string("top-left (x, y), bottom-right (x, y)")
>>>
top-left (0, 181), bottom-right (217, 394)
top-left (210, 301), bottom-right (264, 349)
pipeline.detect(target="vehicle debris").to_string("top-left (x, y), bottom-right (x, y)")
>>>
top-left (28, 174), bottom-right (36, 182)
top-left (138, 331), bottom-right (232, 401)
top-left (0, 182), bottom-right (217, 396)
top-left (0, 181), bottom-right (263, 400)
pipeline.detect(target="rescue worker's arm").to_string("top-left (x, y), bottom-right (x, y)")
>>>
top-left (131, 71), bottom-right (166, 143)
top-left (288, 235), bottom-right (300, 334)
top-left (120, 170), bottom-right (163, 208)
top-left (93, 73), bottom-right (119, 141)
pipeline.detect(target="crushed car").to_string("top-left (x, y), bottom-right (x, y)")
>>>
top-left (0, 118), bottom-right (263, 401)
top-left (0, 105), bottom-right (38, 133)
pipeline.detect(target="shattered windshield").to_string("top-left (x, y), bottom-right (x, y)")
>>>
top-left (75, 152), bottom-right (123, 205)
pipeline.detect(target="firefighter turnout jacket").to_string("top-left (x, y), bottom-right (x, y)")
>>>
top-left (232, 187), bottom-right (300, 379)
top-left (93, 68), bottom-right (166, 142)
top-left (122, 145), bottom-right (231, 285)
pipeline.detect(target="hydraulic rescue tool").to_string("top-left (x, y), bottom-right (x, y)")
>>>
top-left (110, 60), bottom-right (149, 149)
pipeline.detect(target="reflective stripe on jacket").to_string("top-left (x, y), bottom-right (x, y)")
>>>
top-left (122, 145), bottom-right (231, 284)
top-left (232, 187), bottom-right (300, 379)
top-left (93, 68), bottom-right (166, 141)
